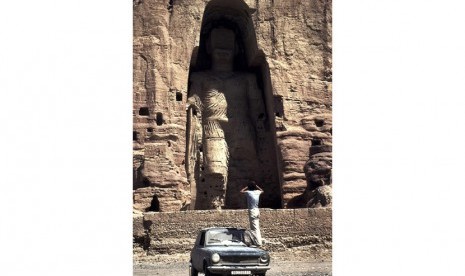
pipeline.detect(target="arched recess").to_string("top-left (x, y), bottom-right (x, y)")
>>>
top-left (148, 194), bottom-right (160, 212)
top-left (186, 0), bottom-right (283, 209)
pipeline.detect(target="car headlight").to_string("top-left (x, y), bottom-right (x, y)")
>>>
top-left (211, 253), bottom-right (220, 263)
top-left (259, 253), bottom-right (269, 263)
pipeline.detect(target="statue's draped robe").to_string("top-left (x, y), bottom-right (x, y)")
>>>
top-left (186, 71), bottom-right (265, 209)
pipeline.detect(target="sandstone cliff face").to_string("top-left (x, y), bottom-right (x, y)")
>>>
top-left (133, 0), bottom-right (332, 211)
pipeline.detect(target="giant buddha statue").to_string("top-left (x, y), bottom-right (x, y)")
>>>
top-left (186, 27), bottom-right (266, 210)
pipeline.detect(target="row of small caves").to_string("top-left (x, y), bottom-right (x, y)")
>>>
top-left (132, 91), bottom-right (296, 142)
top-left (133, 91), bottom-right (184, 141)
top-left (132, 98), bottom-right (331, 141)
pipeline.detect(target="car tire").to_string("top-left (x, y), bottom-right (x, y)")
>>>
top-left (190, 262), bottom-right (198, 276)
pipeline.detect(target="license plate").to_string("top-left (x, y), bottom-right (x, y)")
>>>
top-left (231, 271), bottom-right (251, 275)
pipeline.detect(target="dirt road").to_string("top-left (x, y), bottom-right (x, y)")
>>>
top-left (134, 261), bottom-right (331, 276)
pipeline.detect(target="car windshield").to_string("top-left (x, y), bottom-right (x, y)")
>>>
top-left (206, 229), bottom-right (253, 246)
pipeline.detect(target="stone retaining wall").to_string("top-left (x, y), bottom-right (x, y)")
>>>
top-left (134, 208), bottom-right (331, 261)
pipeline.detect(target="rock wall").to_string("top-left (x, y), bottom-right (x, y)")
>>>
top-left (133, 208), bottom-right (332, 261)
top-left (133, 0), bottom-right (332, 211)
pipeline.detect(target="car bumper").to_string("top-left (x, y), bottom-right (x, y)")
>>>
top-left (208, 265), bottom-right (271, 274)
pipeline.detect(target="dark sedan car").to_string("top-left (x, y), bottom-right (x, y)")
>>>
top-left (190, 227), bottom-right (271, 276)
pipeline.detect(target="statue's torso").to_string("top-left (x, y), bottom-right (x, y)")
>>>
top-left (188, 70), bottom-right (263, 209)
top-left (192, 71), bottom-right (257, 157)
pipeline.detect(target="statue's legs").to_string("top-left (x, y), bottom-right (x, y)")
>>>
top-left (204, 173), bottom-right (227, 209)
top-left (202, 137), bottom-right (229, 209)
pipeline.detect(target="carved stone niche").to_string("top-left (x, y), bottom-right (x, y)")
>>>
top-left (185, 0), bottom-right (283, 210)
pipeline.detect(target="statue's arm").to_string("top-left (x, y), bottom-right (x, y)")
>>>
top-left (185, 75), bottom-right (202, 180)
top-left (186, 73), bottom-right (202, 112)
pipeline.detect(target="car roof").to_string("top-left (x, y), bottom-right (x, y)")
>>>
top-left (201, 227), bottom-right (247, 231)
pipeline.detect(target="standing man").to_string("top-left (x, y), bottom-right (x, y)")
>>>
top-left (240, 181), bottom-right (264, 246)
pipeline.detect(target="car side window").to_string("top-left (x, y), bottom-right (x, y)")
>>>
top-left (199, 231), bottom-right (205, 246)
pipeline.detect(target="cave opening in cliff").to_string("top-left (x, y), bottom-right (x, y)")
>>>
top-left (312, 139), bottom-right (322, 146)
top-left (148, 195), bottom-right (160, 212)
top-left (156, 112), bottom-right (163, 125)
top-left (139, 107), bottom-right (149, 116)
top-left (143, 178), bottom-right (151, 187)
top-left (185, 0), bottom-right (283, 210)
top-left (133, 131), bottom-right (138, 141)
top-left (315, 119), bottom-right (325, 127)
top-left (176, 91), bottom-right (182, 101)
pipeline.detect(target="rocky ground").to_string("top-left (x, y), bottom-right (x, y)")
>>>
top-left (134, 261), bottom-right (331, 276)
top-left (134, 252), bottom-right (331, 276)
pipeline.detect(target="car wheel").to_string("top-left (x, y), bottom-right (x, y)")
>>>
top-left (190, 262), bottom-right (198, 276)
top-left (203, 262), bottom-right (211, 276)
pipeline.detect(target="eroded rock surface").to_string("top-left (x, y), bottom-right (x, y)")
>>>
top-left (288, 142), bottom-right (332, 208)
top-left (133, 0), bottom-right (332, 211)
